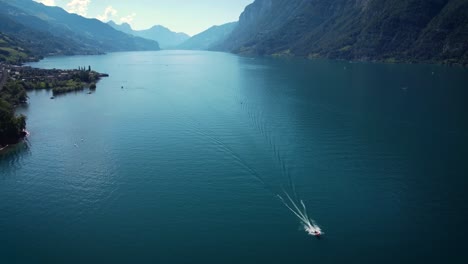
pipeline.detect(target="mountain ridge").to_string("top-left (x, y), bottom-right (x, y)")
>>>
top-left (108, 21), bottom-right (189, 49)
top-left (0, 0), bottom-right (160, 59)
top-left (177, 22), bottom-right (237, 50)
top-left (217, 0), bottom-right (468, 65)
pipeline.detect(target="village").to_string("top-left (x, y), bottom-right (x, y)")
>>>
top-left (0, 62), bottom-right (109, 95)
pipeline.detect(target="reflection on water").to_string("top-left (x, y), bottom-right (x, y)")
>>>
top-left (0, 140), bottom-right (31, 168)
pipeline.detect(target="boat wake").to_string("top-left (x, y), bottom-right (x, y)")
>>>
top-left (173, 96), bottom-right (323, 237)
top-left (277, 191), bottom-right (323, 237)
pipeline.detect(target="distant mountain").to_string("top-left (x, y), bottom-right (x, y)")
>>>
top-left (0, 0), bottom-right (160, 58)
top-left (218, 0), bottom-right (468, 65)
top-left (177, 22), bottom-right (237, 50)
top-left (136, 26), bottom-right (190, 49)
top-left (108, 21), bottom-right (190, 49)
top-left (107, 21), bottom-right (134, 35)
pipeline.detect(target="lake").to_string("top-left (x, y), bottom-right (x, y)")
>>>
top-left (1, 50), bottom-right (467, 263)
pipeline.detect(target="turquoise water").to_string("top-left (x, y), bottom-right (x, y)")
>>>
top-left (1, 51), bottom-right (467, 263)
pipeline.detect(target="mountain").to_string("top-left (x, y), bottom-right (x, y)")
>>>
top-left (107, 21), bottom-right (134, 35)
top-left (0, 0), bottom-right (159, 57)
top-left (218, 0), bottom-right (468, 65)
top-left (136, 26), bottom-right (190, 49)
top-left (0, 12), bottom-right (97, 62)
top-left (177, 22), bottom-right (237, 50)
top-left (108, 21), bottom-right (190, 49)
top-left (0, 32), bottom-right (28, 63)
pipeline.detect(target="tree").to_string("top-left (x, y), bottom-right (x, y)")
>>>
top-left (1, 81), bottom-right (28, 106)
top-left (14, 114), bottom-right (26, 131)
top-left (0, 99), bottom-right (26, 146)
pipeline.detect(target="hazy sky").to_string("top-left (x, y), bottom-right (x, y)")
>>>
top-left (35, 0), bottom-right (253, 35)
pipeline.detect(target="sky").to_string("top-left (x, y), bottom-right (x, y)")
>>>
top-left (34, 0), bottom-right (253, 36)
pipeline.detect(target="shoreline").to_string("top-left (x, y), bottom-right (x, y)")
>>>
top-left (1, 59), bottom-right (108, 150)
top-left (0, 130), bottom-right (29, 153)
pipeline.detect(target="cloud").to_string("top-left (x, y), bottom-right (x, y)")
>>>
top-left (120, 13), bottom-right (137, 24)
top-left (97, 6), bottom-right (118, 22)
top-left (66, 0), bottom-right (91, 17)
top-left (35, 0), bottom-right (56, 6)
